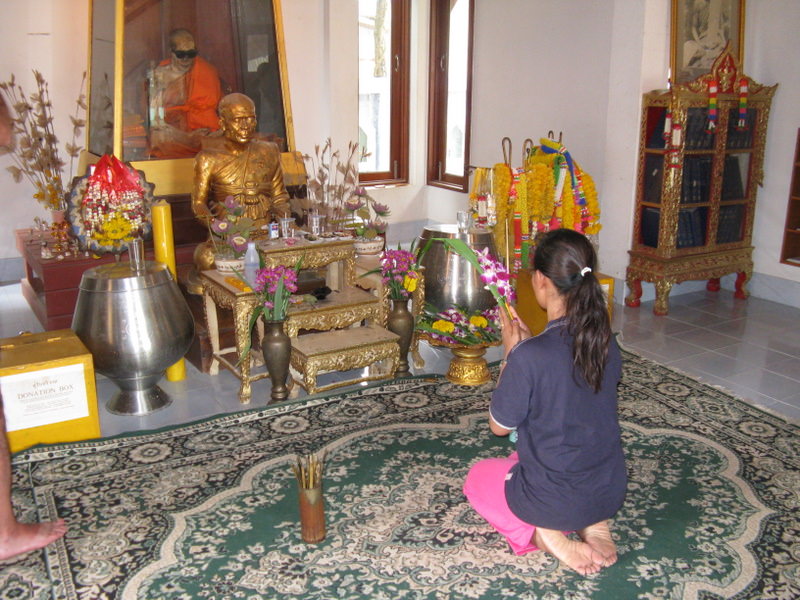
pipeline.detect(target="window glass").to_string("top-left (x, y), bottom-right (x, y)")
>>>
top-left (444, 0), bottom-right (468, 177)
top-left (358, 0), bottom-right (392, 173)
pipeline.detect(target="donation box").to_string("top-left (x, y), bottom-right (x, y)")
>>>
top-left (0, 330), bottom-right (100, 453)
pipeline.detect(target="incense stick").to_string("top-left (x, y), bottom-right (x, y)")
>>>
top-left (293, 451), bottom-right (325, 489)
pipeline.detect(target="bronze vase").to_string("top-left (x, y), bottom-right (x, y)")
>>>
top-left (261, 319), bottom-right (291, 401)
top-left (387, 298), bottom-right (413, 374)
top-left (298, 483), bottom-right (326, 543)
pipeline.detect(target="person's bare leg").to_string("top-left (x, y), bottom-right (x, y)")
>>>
top-left (0, 394), bottom-right (66, 560)
top-left (533, 527), bottom-right (606, 576)
top-left (578, 520), bottom-right (617, 567)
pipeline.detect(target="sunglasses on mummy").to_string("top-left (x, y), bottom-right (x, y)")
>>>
top-left (172, 48), bottom-right (198, 59)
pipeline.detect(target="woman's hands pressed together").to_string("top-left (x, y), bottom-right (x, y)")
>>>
top-left (499, 303), bottom-right (532, 359)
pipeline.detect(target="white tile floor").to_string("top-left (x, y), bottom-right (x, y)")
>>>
top-left (1, 281), bottom-right (798, 440)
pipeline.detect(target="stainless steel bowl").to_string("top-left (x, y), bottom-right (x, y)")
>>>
top-left (417, 224), bottom-right (498, 313)
top-left (72, 261), bottom-right (194, 415)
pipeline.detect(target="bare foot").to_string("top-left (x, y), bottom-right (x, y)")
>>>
top-left (0, 519), bottom-right (67, 560)
top-left (579, 521), bottom-right (618, 567)
top-left (534, 527), bottom-right (606, 576)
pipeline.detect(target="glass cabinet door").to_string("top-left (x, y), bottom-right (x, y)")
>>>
top-left (716, 107), bottom-right (755, 244)
top-left (87, 0), bottom-right (294, 194)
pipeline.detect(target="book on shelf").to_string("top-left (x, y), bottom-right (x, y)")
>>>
top-left (680, 155), bottom-right (712, 203)
top-left (717, 205), bottom-right (743, 244)
top-left (641, 207), bottom-right (660, 248)
top-left (677, 207), bottom-right (706, 248)
top-left (722, 155), bottom-right (745, 200)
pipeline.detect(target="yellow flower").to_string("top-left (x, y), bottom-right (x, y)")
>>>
top-left (432, 319), bottom-right (455, 334)
top-left (403, 274), bottom-right (418, 292)
top-left (469, 315), bottom-right (488, 328)
top-left (93, 211), bottom-right (134, 246)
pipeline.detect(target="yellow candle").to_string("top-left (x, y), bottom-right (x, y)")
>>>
top-left (151, 199), bottom-right (187, 381)
top-left (151, 200), bottom-right (176, 276)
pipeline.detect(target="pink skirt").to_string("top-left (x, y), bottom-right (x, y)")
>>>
top-left (463, 451), bottom-right (540, 555)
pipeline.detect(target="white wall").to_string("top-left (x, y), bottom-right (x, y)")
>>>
top-left (1, 0), bottom-right (798, 301)
top-left (744, 1), bottom-right (800, 283)
top-left (0, 0), bottom-right (89, 261)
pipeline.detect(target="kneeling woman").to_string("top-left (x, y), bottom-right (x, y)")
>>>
top-left (464, 229), bottom-right (627, 576)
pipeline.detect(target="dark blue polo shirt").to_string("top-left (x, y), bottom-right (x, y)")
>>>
top-left (490, 317), bottom-right (626, 531)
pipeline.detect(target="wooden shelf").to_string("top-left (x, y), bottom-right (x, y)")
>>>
top-left (625, 49), bottom-right (777, 315)
top-left (780, 129), bottom-right (800, 267)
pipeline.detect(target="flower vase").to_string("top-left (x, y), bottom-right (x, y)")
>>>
top-left (353, 237), bottom-right (385, 256)
top-left (214, 255), bottom-right (245, 276)
top-left (387, 299), bottom-right (413, 375)
top-left (261, 319), bottom-right (291, 401)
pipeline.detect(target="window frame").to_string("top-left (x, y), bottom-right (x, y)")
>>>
top-left (426, 0), bottom-right (475, 192)
top-left (358, 0), bottom-right (411, 186)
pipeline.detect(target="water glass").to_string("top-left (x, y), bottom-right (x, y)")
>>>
top-left (280, 217), bottom-right (295, 238)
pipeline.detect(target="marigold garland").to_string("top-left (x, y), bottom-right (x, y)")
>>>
top-left (490, 140), bottom-right (601, 261)
top-left (492, 163), bottom-right (512, 258)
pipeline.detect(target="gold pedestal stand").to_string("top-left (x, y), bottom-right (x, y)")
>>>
top-left (420, 333), bottom-right (498, 386)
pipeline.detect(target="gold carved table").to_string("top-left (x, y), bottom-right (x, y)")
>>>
top-left (201, 238), bottom-right (387, 402)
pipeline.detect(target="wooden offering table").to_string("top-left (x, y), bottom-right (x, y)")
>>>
top-left (15, 228), bottom-right (197, 331)
top-left (201, 237), bottom-right (395, 403)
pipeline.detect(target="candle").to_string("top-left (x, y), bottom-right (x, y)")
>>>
top-left (151, 200), bottom-right (176, 276)
top-left (151, 199), bottom-right (186, 381)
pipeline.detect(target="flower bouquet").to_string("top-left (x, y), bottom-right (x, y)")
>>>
top-left (251, 264), bottom-right (299, 321)
top-left (417, 305), bottom-right (501, 347)
top-left (209, 195), bottom-right (254, 260)
top-left (374, 248), bottom-right (421, 300)
top-left (239, 263), bottom-right (300, 363)
top-left (343, 187), bottom-right (390, 240)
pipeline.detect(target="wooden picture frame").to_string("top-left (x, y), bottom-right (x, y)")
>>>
top-left (671, 0), bottom-right (745, 85)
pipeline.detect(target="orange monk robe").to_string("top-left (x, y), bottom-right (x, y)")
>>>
top-left (159, 56), bottom-right (222, 133)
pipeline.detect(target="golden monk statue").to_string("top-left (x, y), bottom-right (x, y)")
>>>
top-left (191, 92), bottom-right (290, 274)
top-left (148, 29), bottom-right (222, 158)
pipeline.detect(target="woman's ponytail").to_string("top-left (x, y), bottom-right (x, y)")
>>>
top-left (531, 229), bottom-right (611, 392)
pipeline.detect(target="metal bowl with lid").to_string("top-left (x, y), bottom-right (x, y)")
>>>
top-left (417, 224), bottom-right (498, 313)
top-left (72, 258), bottom-right (194, 415)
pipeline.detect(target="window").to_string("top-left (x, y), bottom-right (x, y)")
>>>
top-left (358, 0), bottom-right (410, 185)
top-left (427, 0), bottom-right (474, 192)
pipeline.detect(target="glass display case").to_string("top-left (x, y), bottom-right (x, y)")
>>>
top-left (625, 49), bottom-right (777, 315)
top-left (85, 0), bottom-right (294, 195)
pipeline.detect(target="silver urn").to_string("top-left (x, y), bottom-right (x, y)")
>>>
top-left (72, 257), bottom-right (194, 415)
top-left (417, 224), bottom-right (498, 313)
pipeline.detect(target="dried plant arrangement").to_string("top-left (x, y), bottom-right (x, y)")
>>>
top-left (0, 70), bottom-right (86, 211)
top-left (303, 139), bottom-right (367, 225)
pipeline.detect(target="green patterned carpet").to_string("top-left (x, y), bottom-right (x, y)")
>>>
top-left (2, 349), bottom-right (799, 599)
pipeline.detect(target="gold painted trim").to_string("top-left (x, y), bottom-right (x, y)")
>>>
top-left (113, 0), bottom-right (124, 158)
top-left (273, 0), bottom-right (295, 151)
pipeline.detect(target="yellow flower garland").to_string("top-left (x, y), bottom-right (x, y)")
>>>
top-left (492, 163), bottom-right (512, 258)
top-left (93, 211), bottom-right (134, 249)
top-left (581, 169), bottom-right (601, 234)
top-left (513, 168), bottom-right (529, 236)
top-left (492, 140), bottom-right (602, 251)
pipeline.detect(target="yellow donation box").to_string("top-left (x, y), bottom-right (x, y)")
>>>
top-left (0, 330), bottom-right (100, 453)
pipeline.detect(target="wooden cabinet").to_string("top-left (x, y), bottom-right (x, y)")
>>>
top-left (780, 129), bottom-right (800, 267)
top-left (15, 194), bottom-right (205, 331)
top-left (625, 50), bottom-right (777, 315)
